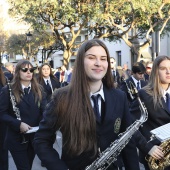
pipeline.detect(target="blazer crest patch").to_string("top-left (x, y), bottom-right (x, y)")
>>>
top-left (114, 118), bottom-right (121, 133)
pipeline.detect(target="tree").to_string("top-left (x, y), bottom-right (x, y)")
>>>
top-left (7, 0), bottom-right (102, 67)
top-left (7, 0), bottom-right (170, 66)
top-left (0, 4), bottom-right (9, 64)
top-left (90, 0), bottom-right (170, 61)
top-left (6, 31), bottom-right (55, 63)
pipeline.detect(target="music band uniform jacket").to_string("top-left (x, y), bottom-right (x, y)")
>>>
top-left (0, 86), bottom-right (46, 151)
top-left (40, 77), bottom-right (60, 102)
top-left (130, 89), bottom-right (170, 170)
top-left (120, 76), bottom-right (147, 105)
top-left (33, 85), bottom-right (140, 170)
top-left (130, 88), bottom-right (170, 142)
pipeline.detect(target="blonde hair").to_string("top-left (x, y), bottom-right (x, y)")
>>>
top-left (143, 55), bottom-right (170, 108)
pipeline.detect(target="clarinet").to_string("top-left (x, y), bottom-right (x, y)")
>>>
top-left (6, 78), bottom-right (28, 144)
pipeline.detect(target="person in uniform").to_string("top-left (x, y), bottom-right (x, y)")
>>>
top-left (130, 55), bottom-right (170, 170)
top-left (37, 63), bottom-right (60, 103)
top-left (0, 60), bottom-right (46, 170)
top-left (0, 65), bottom-right (8, 170)
top-left (120, 62), bottom-right (147, 106)
top-left (33, 39), bottom-right (140, 170)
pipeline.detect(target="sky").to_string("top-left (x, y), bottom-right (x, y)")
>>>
top-left (0, 0), bottom-right (29, 35)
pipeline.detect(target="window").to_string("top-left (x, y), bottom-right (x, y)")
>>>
top-left (75, 36), bottom-right (81, 44)
top-left (116, 51), bottom-right (121, 66)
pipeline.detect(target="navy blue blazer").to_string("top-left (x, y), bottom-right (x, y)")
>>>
top-left (120, 76), bottom-right (147, 105)
top-left (130, 89), bottom-right (170, 142)
top-left (0, 85), bottom-right (47, 150)
top-left (40, 77), bottom-right (60, 102)
top-left (33, 86), bottom-right (140, 170)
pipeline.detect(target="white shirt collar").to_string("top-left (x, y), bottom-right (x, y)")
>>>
top-left (131, 76), bottom-right (141, 87)
top-left (162, 87), bottom-right (170, 99)
top-left (43, 77), bottom-right (52, 85)
top-left (22, 83), bottom-right (31, 94)
top-left (21, 83), bottom-right (31, 90)
top-left (43, 77), bottom-right (50, 82)
top-left (90, 84), bottom-right (105, 101)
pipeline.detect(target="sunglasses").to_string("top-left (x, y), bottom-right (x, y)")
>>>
top-left (20, 68), bottom-right (34, 73)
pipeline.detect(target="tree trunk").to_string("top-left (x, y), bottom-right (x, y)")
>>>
top-left (63, 49), bottom-right (72, 68)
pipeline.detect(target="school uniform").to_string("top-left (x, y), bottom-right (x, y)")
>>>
top-left (0, 85), bottom-right (46, 170)
top-left (130, 88), bottom-right (170, 170)
top-left (33, 85), bottom-right (140, 170)
top-left (0, 83), bottom-right (8, 170)
top-left (120, 76), bottom-right (147, 105)
top-left (111, 69), bottom-right (121, 88)
top-left (41, 77), bottom-right (60, 102)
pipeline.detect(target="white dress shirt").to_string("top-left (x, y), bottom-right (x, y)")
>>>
top-left (90, 84), bottom-right (105, 116)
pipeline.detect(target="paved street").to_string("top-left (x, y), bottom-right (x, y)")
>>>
top-left (9, 141), bottom-right (145, 170)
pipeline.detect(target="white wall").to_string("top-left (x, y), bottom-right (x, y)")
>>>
top-left (159, 35), bottom-right (170, 56)
top-left (42, 33), bottom-right (170, 69)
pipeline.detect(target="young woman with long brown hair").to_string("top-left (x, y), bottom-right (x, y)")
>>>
top-left (34, 39), bottom-right (140, 170)
top-left (0, 60), bottom-right (46, 170)
top-left (37, 63), bottom-right (60, 103)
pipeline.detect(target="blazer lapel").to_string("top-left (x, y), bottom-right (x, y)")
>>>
top-left (127, 77), bottom-right (136, 90)
top-left (103, 86), bottom-right (117, 122)
top-left (21, 91), bottom-right (34, 106)
top-left (161, 97), bottom-right (170, 115)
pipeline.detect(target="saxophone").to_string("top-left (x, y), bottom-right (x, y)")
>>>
top-left (147, 139), bottom-right (170, 170)
top-left (85, 83), bottom-right (148, 170)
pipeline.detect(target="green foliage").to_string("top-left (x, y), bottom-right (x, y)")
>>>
top-left (6, 34), bottom-right (26, 54)
top-left (5, 31), bottom-right (55, 56)
top-left (6, 0), bottom-right (170, 64)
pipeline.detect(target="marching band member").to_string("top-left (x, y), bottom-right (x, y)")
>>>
top-left (130, 55), bottom-right (170, 170)
top-left (0, 66), bottom-right (8, 170)
top-left (37, 63), bottom-right (60, 103)
top-left (0, 60), bottom-right (46, 170)
top-left (34, 39), bottom-right (140, 170)
top-left (120, 62), bottom-right (147, 106)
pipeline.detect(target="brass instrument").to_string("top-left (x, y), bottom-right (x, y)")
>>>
top-left (6, 78), bottom-right (28, 144)
top-left (147, 139), bottom-right (170, 170)
top-left (85, 83), bottom-right (148, 170)
top-left (122, 78), bottom-right (134, 100)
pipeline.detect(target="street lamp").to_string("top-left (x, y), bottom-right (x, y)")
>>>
top-left (26, 31), bottom-right (32, 60)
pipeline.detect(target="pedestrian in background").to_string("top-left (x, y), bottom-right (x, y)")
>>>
top-left (2, 62), bottom-right (14, 81)
top-left (34, 39), bottom-right (140, 170)
top-left (110, 57), bottom-right (121, 88)
top-left (144, 61), bottom-right (153, 82)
